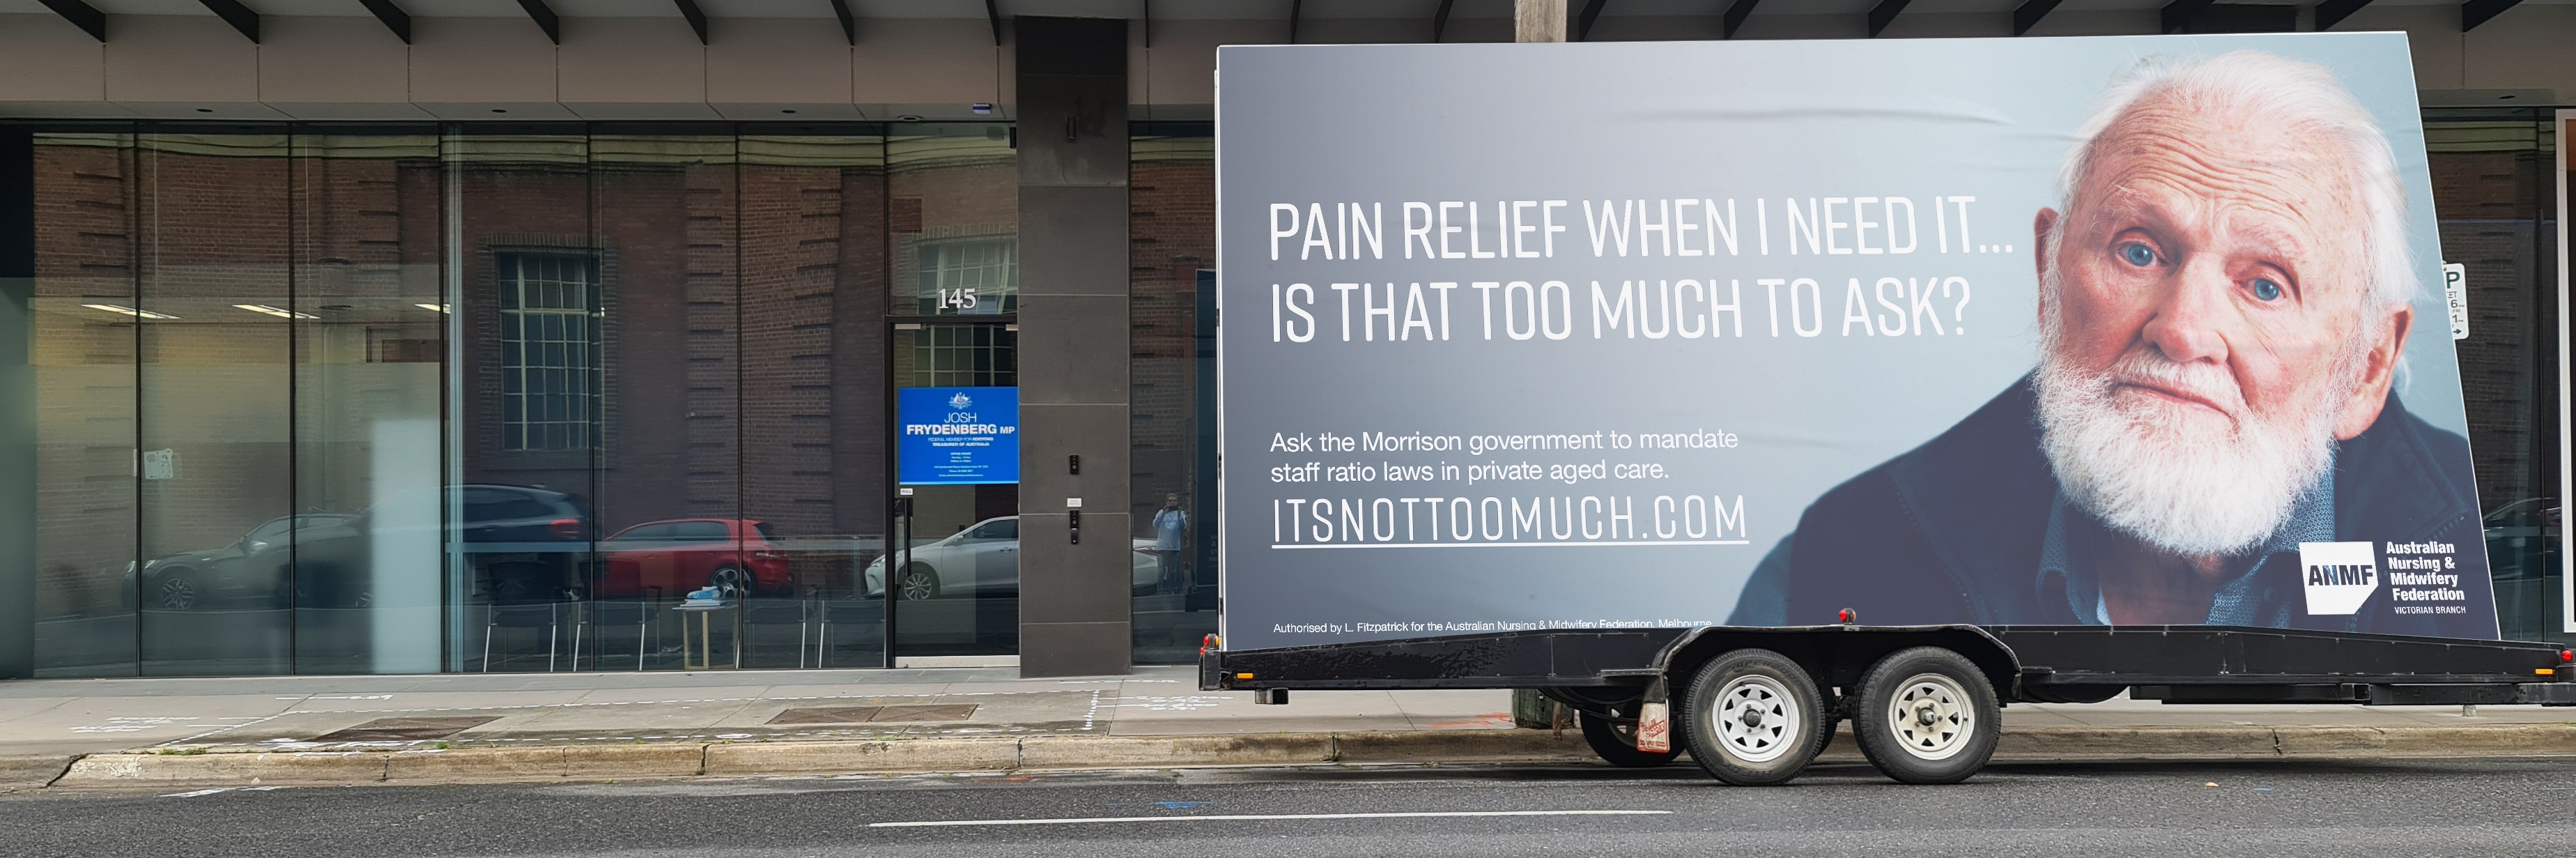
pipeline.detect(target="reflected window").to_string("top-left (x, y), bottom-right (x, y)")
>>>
top-left (917, 236), bottom-right (1017, 315)
top-left (497, 252), bottom-right (598, 452)
top-left (670, 521), bottom-right (732, 543)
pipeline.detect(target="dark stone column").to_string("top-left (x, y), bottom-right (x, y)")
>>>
top-left (1, 129), bottom-right (35, 680)
top-left (1015, 16), bottom-right (1132, 677)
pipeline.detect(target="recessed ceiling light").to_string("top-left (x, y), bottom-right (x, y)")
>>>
top-left (83, 303), bottom-right (178, 320)
top-left (492, 108), bottom-right (509, 114)
top-left (235, 304), bottom-right (319, 319)
top-left (415, 303), bottom-right (452, 314)
top-left (896, 114), bottom-right (924, 122)
top-left (2499, 93), bottom-right (2517, 100)
top-left (780, 109), bottom-right (798, 114)
top-left (194, 108), bottom-right (213, 113)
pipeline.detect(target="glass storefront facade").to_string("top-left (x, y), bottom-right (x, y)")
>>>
top-left (20, 121), bottom-right (1064, 676)
top-left (3, 110), bottom-right (2559, 675)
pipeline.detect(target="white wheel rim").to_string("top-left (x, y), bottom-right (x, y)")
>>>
top-left (1711, 675), bottom-right (1801, 764)
top-left (1885, 673), bottom-right (1975, 760)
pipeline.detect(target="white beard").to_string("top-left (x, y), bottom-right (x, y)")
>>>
top-left (2033, 277), bottom-right (2362, 558)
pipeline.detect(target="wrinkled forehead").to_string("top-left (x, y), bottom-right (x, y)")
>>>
top-left (2069, 93), bottom-right (2367, 236)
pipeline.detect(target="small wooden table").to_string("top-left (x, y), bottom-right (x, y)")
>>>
top-left (673, 602), bottom-right (738, 671)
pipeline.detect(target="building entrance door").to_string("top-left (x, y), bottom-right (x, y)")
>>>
top-left (884, 320), bottom-right (1019, 665)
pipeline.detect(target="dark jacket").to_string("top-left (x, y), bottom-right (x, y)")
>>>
top-left (1778, 376), bottom-right (2499, 638)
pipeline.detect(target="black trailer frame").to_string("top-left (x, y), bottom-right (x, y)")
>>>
top-left (1203, 625), bottom-right (2576, 707)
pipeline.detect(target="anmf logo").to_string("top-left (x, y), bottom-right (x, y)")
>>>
top-left (950, 392), bottom-right (973, 409)
top-left (2298, 541), bottom-right (2380, 615)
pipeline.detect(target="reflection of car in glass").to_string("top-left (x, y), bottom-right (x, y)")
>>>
top-left (293, 484), bottom-right (592, 606)
top-left (862, 516), bottom-right (1162, 599)
top-left (596, 519), bottom-right (791, 599)
top-left (137, 514), bottom-right (357, 611)
top-left (2483, 497), bottom-right (2561, 582)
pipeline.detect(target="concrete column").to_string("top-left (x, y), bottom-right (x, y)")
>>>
top-left (1015, 16), bottom-right (1132, 677)
top-left (1, 129), bottom-right (33, 680)
top-left (1516, 0), bottom-right (1568, 42)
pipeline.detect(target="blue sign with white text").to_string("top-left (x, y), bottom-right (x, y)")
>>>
top-left (898, 386), bottom-right (1019, 484)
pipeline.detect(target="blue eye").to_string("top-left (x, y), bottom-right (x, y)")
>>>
top-left (2118, 243), bottom-right (2157, 267)
top-left (2250, 278), bottom-right (2283, 301)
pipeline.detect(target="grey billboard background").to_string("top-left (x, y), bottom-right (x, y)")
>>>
top-left (1216, 33), bottom-right (2467, 649)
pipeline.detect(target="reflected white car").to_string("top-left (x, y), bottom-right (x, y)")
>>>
top-left (863, 516), bottom-right (1165, 599)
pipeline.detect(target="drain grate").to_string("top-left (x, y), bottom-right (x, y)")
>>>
top-left (309, 717), bottom-right (498, 742)
top-left (766, 704), bottom-right (978, 725)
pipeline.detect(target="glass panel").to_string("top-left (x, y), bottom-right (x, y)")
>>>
top-left (30, 130), bottom-right (139, 677)
top-left (134, 130), bottom-right (295, 675)
top-left (890, 125), bottom-right (1017, 316)
top-left (1129, 128), bottom-right (1219, 663)
top-left (732, 131), bottom-right (889, 669)
top-left (447, 129), bottom-right (598, 672)
top-left (884, 323), bottom-right (1019, 659)
top-left (2425, 110), bottom-right (2564, 644)
top-left (288, 130), bottom-right (446, 674)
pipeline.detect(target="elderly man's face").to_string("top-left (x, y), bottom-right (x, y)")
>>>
top-left (2031, 93), bottom-right (2414, 558)
top-left (2035, 95), bottom-right (2407, 444)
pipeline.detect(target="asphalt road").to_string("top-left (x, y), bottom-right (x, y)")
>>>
top-left (6, 758), bottom-right (2573, 857)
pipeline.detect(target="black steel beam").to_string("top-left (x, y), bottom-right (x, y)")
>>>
top-left (674, 0), bottom-right (708, 44)
top-left (198, 0), bottom-right (259, 43)
top-left (516, 0), bottom-right (561, 44)
top-left (1432, 0), bottom-right (1456, 42)
top-left (37, 0), bottom-right (105, 42)
top-left (828, 0), bottom-right (854, 45)
top-left (1865, 0), bottom-right (1910, 37)
top-left (2160, 0), bottom-right (2216, 33)
top-left (2462, 0), bottom-right (2525, 31)
top-left (1722, 0), bottom-right (1758, 38)
top-left (2011, 0), bottom-right (2062, 36)
top-left (1288, 0), bottom-right (1302, 44)
top-left (985, 0), bottom-right (1003, 45)
top-left (2314, 0), bottom-right (2375, 29)
top-left (1576, 0), bottom-right (1609, 40)
top-left (357, 0), bottom-right (412, 43)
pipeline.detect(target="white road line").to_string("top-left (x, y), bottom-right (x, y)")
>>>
top-left (869, 810), bottom-right (1671, 828)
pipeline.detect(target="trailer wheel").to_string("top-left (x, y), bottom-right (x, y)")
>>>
top-left (1851, 647), bottom-right (2000, 785)
top-left (1578, 708), bottom-right (1681, 768)
top-left (1680, 648), bottom-right (1827, 786)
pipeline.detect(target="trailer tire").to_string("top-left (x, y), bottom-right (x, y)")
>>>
top-left (1680, 648), bottom-right (1828, 786)
top-left (1852, 647), bottom-right (2000, 785)
top-left (1578, 708), bottom-right (1681, 768)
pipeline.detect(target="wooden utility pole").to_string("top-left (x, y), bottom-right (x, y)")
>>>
top-left (1516, 0), bottom-right (1567, 42)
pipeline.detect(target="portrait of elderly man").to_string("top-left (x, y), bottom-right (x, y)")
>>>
top-left (1730, 51), bottom-right (2497, 638)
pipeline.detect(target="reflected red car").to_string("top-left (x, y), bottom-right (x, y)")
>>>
top-left (596, 519), bottom-right (790, 599)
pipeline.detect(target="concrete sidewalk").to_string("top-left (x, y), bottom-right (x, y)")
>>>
top-left (2, 666), bottom-right (2571, 788)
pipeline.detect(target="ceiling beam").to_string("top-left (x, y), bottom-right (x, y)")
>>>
top-left (1576, 0), bottom-right (1608, 40)
top-left (674, 0), bottom-right (708, 44)
top-left (1431, 0), bottom-right (1456, 42)
top-left (1865, 0), bottom-right (1910, 37)
top-left (36, 0), bottom-right (105, 43)
top-left (2313, 0), bottom-right (2375, 29)
top-left (516, 0), bottom-right (561, 44)
top-left (357, 0), bottom-right (412, 43)
top-left (1288, 0), bottom-right (1303, 44)
top-left (198, 0), bottom-right (259, 43)
top-left (1143, 0), bottom-right (1152, 48)
top-left (2011, 0), bottom-right (2061, 36)
top-left (985, 0), bottom-right (1003, 45)
top-left (2462, 0), bottom-right (2524, 31)
top-left (828, 0), bottom-right (854, 45)
top-left (1722, 0), bottom-right (1758, 38)
top-left (2160, 0), bottom-right (2215, 33)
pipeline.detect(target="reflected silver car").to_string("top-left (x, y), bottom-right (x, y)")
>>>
top-left (863, 516), bottom-right (1163, 599)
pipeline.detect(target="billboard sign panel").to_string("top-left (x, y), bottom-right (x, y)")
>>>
top-left (1217, 34), bottom-right (2500, 649)
top-left (898, 386), bottom-right (1019, 485)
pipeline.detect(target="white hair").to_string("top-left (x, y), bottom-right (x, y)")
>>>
top-left (2051, 50), bottom-right (2416, 311)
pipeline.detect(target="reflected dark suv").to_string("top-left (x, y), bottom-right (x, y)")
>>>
top-left (290, 484), bottom-right (593, 607)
